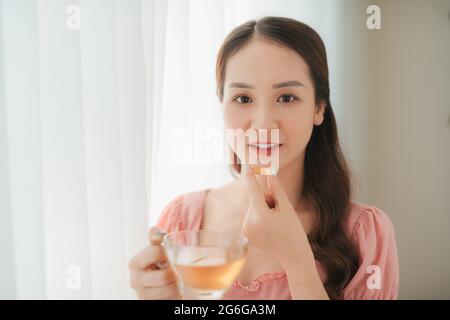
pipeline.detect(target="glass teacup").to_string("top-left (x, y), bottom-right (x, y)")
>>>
top-left (162, 230), bottom-right (248, 300)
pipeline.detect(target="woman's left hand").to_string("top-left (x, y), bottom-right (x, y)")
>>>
top-left (241, 165), bottom-right (309, 264)
top-left (242, 165), bottom-right (330, 299)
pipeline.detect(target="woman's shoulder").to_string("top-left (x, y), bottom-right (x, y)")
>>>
top-left (155, 188), bottom-right (209, 233)
top-left (343, 201), bottom-right (400, 299)
top-left (347, 201), bottom-right (396, 241)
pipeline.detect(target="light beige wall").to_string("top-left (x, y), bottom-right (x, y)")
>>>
top-left (337, 0), bottom-right (450, 299)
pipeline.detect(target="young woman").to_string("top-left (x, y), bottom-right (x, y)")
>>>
top-left (129, 16), bottom-right (399, 300)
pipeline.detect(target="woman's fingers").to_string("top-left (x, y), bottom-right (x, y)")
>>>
top-left (264, 192), bottom-right (276, 209)
top-left (129, 245), bottom-right (166, 271)
top-left (129, 228), bottom-right (180, 299)
top-left (136, 282), bottom-right (180, 300)
top-left (149, 226), bottom-right (166, 245)
top-left (148, 226), bottom-right (169, 269)
top-left (267, 174), bottom-right (290, 210)
top-left (246, 165), bottom-right (279, 211)
top-left (245, 165), bottom-right (267, 210)
top-left (130, 267), bottom-right (176, 289)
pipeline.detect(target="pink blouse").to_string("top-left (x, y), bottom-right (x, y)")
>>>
top-left (156, 189), bottom-right (399, 300)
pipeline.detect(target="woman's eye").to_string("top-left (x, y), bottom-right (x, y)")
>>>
top-left (233, 94), bottom-right (298, 104)
top-left (234, 95), bottom-right (252, 104)
top-left (277, 94), bottom-right (298, 103)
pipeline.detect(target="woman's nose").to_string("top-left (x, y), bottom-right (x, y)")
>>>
top-left (252, 104), bottom-right (278, 130)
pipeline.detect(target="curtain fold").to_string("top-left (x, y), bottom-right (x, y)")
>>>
top-left (1, 0), bottom-right (45, 299)
top-left (142, 0), bottom-right (168, 230)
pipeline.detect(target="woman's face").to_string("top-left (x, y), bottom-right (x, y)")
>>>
top-left (222, 38), bottom-right (326, 171)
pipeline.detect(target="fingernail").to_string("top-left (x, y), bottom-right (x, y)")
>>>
top-left (155, 229), bottom-right (166, 237)
top-left (155, 261), bottom-right (169, 269)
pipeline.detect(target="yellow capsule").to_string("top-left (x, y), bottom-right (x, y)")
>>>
top-left (251, 166), bottom-right (274, 176)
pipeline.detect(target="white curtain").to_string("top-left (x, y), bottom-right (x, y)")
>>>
top-left (0, 0), bottom-right (342, 299)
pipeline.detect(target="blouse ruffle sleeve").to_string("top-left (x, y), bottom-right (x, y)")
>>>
top-left (155, 195), bottom-right (185, 234)
top-left (343, 205), bottom-right (400, 299)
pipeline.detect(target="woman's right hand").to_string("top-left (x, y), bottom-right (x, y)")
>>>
top-left (128, 226), bottom-right (181, 299)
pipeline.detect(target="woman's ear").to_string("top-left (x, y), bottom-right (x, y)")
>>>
top-left (314, 101), bottom-right (326, 126)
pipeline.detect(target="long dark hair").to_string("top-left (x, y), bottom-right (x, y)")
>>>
top-left (215, 16), bottom-right (359, 299)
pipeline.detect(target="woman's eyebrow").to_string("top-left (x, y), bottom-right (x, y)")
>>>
top-left (228, 80), bottom-right (305, 89)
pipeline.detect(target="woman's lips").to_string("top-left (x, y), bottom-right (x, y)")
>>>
top-left (248, 144), bottom-right (283, 157)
